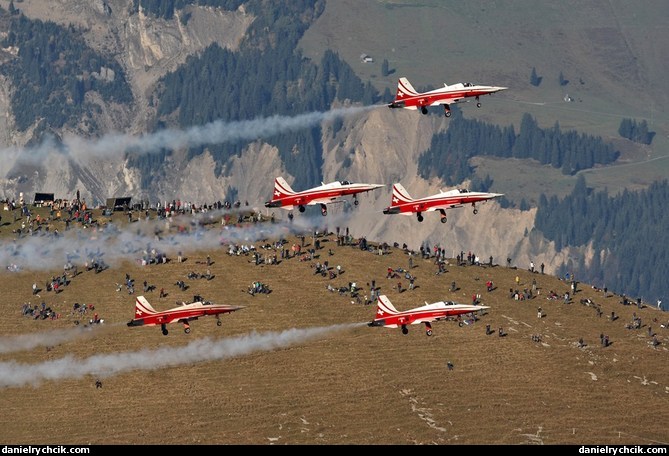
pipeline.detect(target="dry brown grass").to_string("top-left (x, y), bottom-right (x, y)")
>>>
top-left (0, 207), bottom-right (667, 445)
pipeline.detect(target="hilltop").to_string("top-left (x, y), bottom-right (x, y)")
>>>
top-left (0, 206), bottom-right (667, 445)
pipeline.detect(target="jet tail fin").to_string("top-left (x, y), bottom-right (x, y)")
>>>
top-left (377, 295), bottom-right (399, 317)
top-left (391, 183), bottom-right (414, 205)
top-left (135, 296), bottom-right (157, 319)
top-left (274, 177), bottom-right (296, 198)
top-left (388, 77), bottom-right (419, 108)
top-left (397, 77), bottom-right (418, 98)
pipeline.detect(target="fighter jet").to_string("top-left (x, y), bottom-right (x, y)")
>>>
top-left (388, 77), bottom-right (507, 117)
top-left (265, 176), bottom-right (384, 216)
top-left (127, 295), bottom-right (244, 336)
top-left (368, 294), bottom-right (489, 336)
top-left (383, 183), bottom-right (503, 223)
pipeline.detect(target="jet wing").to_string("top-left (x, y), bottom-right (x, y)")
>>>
top-left (428, 203), bottom-right (464, 211)
top-left (421, 205), bottom-right (454, 212)
top-left (430, 96), bottom-right (463, 106)
top-left (306, 198), bottom-right (345, 206)
top-left (163, 314), bottom-right (197, 325)
top-left (409, 316), bottom-right (439, 325)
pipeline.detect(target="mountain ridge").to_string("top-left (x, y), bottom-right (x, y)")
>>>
top-left (0, 0), bottom-right (666, 304)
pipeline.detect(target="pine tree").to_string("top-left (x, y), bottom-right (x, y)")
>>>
top-left (530, 67), bottom-right (541, 86)
top-left (637, 119), bottom-right (650, 144)
top-left (618, 118), bottom-right (633, 139)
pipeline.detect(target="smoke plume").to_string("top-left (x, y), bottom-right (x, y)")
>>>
top-left (0, 323), bottom-right (365, 388)
top-left (0, 105), bottom-right (379, 169)
top-left (0, 324), bottom-right (115, 354)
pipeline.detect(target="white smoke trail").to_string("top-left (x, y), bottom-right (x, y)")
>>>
top-left (0, 102), bottom-right (381, 271)
top-left (0, 323), bottom-right (116, 354)
top-left (0, 206), bottom-right (361, 271)
top-left (0, 105), bottom-right (379, 167)
top-left (0, 323), bottom-right (365, 388)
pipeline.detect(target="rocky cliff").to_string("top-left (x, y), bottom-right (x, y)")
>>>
top-left (0, 0), bottom-right (593, 276)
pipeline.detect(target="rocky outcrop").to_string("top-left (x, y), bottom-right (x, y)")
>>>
top-left (0, 1), bottom-right (570, 275)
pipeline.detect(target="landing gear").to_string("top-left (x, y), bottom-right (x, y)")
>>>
top-left (476, 96), bottom-right (481, 108)
top-left (421, 106), bottom-right (428, 115)
top-left (401, 325), bottom-right (409, 335)
top-left (320, 204), bottom-right (328, 216)
top-left (298, 205), bottom-right (306, 213)
top-left (417, 212), bottom-right (424, 222)
top-left (439, 209), bottom-right (447, 224)
top-left (216, 319), bottom-right (222, 327)
top-left (444, 104), bottom-right (451, 117)
top-left (161, 323), bottom-right (168, 336)
top-left (183, 322), bottom-right (191, 334)
top-left (353, 196), bottom-right (359, 206)
top-left (425, 322), bottom-right (433, 336)
top-left (473, 208), bottom-right (478, 214)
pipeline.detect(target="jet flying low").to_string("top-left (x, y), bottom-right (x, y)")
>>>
top-left (383, 183), bottom-right (503, 223)
top-left (368, 294), bottom-right (489, 336)
top-left (388, 77), bottom-right (507, 117)
top-left (127, 295), bottom-right (244, 336)
top-left (265, 176), bottom-right (384, 216)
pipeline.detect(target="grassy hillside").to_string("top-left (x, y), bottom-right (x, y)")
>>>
top-left (0, 206), bottom-right (667, 444)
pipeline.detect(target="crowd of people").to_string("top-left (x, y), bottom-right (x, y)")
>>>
top-left (7, 195), bottom-right (665, 358)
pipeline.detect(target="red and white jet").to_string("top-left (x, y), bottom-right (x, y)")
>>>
top-left (388, 77), bottom-right (507, 117)
top-left (264, 176), bottom-right (384, 216)
top-left (127, 296), bottom-right (244, 336)
top-left (383, 183), bottom-right (503, 223)
top-left (368, 295), bottom-right (489, 336)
